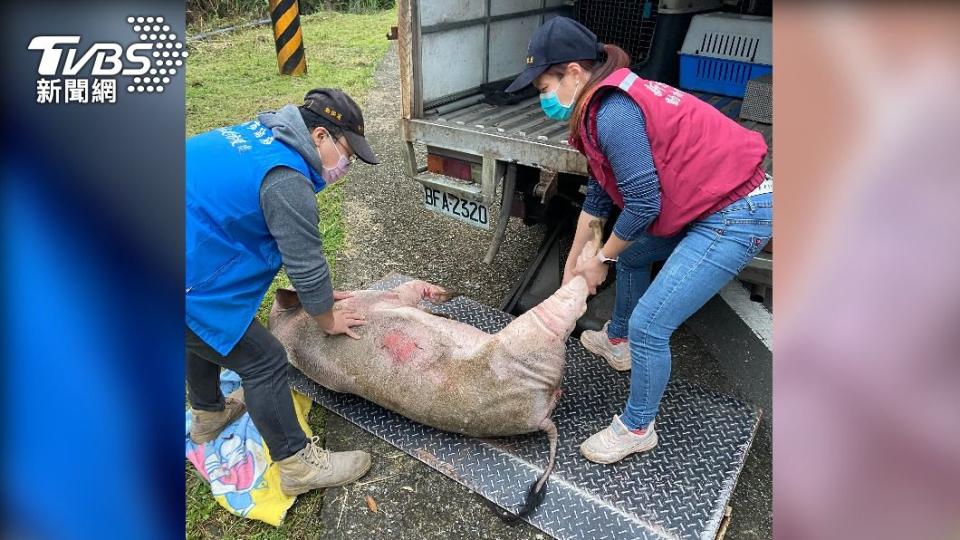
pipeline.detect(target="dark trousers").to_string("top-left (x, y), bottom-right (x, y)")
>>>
top-left (186, 320), bottom-right (308, 461)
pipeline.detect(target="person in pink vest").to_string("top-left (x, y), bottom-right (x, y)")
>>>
top-left (506, 17), bottom-right (772, 464)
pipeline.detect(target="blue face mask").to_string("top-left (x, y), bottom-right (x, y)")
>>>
top-left (540, 76), bottom-right (580, 121)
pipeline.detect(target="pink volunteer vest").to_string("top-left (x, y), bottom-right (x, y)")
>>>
top-left (570, 68), bottom-right (767, 237)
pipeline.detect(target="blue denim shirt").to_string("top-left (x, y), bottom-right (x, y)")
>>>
top-left (580, 92), bottom-right (662, 241)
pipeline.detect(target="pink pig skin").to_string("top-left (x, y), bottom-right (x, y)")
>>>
top-left (268, 276), bottom-right (588, 438)
top-left (269, 276), bottom-right (588, 516)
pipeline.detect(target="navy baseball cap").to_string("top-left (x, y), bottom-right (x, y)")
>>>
top-left (303, 88), bottom-right (380, 165)
top-left (505, 17), bottom-right (601, 93)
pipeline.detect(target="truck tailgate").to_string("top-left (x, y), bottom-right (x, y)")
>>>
top-left (419, 91), bottom-right (772, 175)
top-left (425, 96), bottom-right (571, 148)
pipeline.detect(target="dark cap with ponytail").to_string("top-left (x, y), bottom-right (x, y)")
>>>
top-left (505, 17), bottom-right (601, 93)
top-left (568, 41), bottom-right (632, 139)
top-left (503, 17), bottom-right (631, 139)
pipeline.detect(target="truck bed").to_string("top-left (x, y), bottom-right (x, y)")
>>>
top-left (423, 95), bottom-right (572, 149)
top-left (407, 92), bottom-right (587, 178)
top-left (420, 90), bottom-right (773, 174)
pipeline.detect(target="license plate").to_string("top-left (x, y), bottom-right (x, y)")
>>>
top-left (422, 185), bottom-right (490, 229)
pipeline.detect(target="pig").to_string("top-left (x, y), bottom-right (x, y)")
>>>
top-left (268, 275), bottom-right (590, 518)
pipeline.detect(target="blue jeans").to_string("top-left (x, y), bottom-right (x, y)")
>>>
top-left (609, 193), bottom-right (772, 429)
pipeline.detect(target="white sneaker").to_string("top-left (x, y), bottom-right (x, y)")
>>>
top-left (580, 322), bottom-right (631, 371)
top-left (580, 415), bottom-right (658, 464)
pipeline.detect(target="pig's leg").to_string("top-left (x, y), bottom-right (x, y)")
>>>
top-left (495, 276), bottom-right (590, 354)
top-left (391, 280), bottom-right (456, 306)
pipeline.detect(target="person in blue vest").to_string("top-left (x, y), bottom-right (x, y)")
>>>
top-left (186, 89), bottom-right (378, 495)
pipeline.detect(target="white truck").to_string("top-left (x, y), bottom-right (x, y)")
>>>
top-left (389, 4), bottom-right (773, 536)
top-left (395, 0), bottom-right (772, 328)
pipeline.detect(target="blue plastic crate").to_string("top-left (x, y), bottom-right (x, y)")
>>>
top-left (679, 55), bottom-right (772, 98)
top-left (678, 13), bottom-right (771, 98)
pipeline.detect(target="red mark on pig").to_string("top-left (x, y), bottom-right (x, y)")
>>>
top-left (382, 330), bottom-right (419, 364)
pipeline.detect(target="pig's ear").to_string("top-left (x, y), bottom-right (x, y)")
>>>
top-left (274, 288), bottom-right (302, 310)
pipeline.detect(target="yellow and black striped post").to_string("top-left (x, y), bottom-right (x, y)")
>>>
top-left (269, 0), bottom-right (307, 76)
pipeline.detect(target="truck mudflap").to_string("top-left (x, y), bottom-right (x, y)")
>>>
top-left (290, 274), bottom-right (761, 540)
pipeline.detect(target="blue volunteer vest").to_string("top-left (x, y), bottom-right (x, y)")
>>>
top-left (186, 119), bottom-right (325, 355)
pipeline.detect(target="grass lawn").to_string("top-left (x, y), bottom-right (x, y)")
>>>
top-left (185, 8), bottom-right (395, 539)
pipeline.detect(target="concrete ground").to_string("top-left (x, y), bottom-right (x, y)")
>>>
top-left (322, 43), bottom-right (772, 539)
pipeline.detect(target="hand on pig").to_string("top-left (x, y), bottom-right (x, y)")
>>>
top-left (315, 308), bottom-right (366, 339)
top-left (574, 240), bottom-right (609, 295)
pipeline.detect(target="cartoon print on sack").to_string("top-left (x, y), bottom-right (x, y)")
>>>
top-left (204, 433), bottom-right (268, 515)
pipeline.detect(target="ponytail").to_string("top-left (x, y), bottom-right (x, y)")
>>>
top-left (566, 43), bottom-right (631, 141)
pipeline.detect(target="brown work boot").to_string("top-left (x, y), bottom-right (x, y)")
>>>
top-left (189, 388), bottom-right (246, 444)
top-left (278, 436), bottom-right (371, 496)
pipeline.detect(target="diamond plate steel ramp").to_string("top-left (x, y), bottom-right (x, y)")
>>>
top-left (288, 274), bottom-right (762, 540)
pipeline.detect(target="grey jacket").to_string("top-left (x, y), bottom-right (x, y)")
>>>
top-left (256, 105), bottom-right (334, 317)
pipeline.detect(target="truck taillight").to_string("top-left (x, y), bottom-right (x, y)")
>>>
top-left (427, 153), bottom-right (480, 182)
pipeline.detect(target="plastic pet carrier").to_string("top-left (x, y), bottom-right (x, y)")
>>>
top-left (679, 13), bottom-right (771, 98)
top-left (578, 0), bottom-right (658, 65)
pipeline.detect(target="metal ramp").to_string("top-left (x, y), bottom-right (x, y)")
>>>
top-left (289, 275), bottom-right (761, 540)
